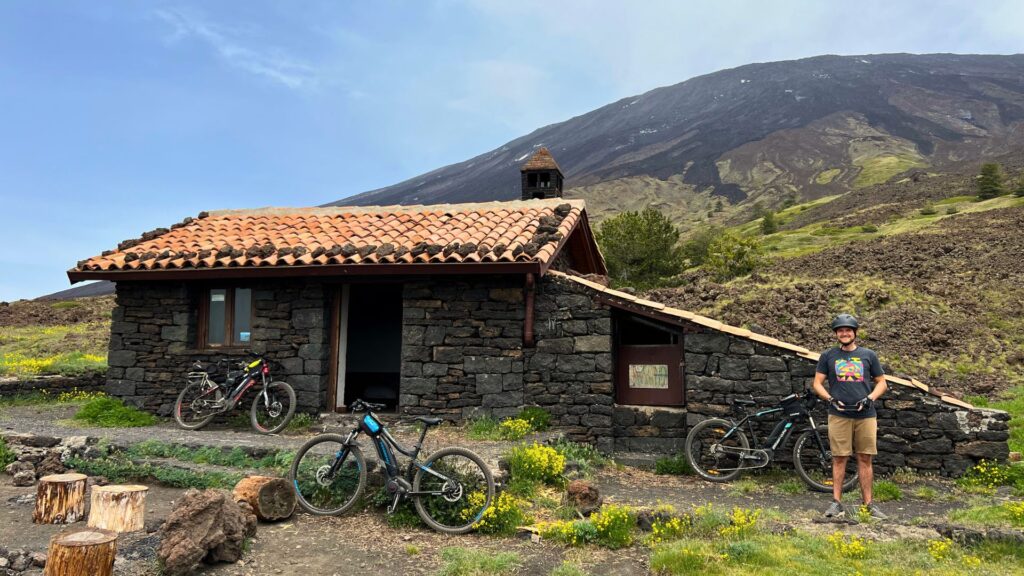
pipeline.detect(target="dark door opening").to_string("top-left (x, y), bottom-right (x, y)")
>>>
top-left (343, 283), bottom-right (403, 410)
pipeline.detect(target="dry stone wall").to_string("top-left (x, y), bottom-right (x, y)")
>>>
top-left (106, 281), bottom-right (330, 415)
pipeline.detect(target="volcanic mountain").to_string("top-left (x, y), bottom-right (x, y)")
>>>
top-left (330, 53), bottom-right (1024, 221)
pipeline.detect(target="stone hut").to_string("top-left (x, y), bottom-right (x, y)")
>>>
top-left (67, 150), bottom-right (1009, 476)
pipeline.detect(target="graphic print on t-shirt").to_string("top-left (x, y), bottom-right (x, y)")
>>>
top-left (835, 358), bottom-right (864, 382)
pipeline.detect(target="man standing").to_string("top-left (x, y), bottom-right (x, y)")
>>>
top-left (812, 313), bottom-right (888, 520)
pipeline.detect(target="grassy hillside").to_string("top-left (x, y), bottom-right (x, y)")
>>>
top-left (0, 296), bottom-right (112, 377)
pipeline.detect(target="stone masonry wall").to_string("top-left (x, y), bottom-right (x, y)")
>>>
top-left (399, 274), bottom-right (616, 450)
top-left (106, 280), bottom-right (330, 415)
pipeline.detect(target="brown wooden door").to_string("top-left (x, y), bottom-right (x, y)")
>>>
top-left (616, 345), bottom-right (684, 406)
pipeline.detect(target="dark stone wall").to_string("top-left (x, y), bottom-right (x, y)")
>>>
top-left (106, 280), bottom-right (330, 415)
top-left (0, 373), bottom-right (106, 398)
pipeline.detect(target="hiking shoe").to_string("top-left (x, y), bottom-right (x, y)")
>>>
top-left (823, 500), bottom-right (847, 518)
top-left (863, 503), bottom-right (888, 520)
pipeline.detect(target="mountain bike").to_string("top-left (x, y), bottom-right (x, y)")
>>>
top-left (289, 399), bottom-right (495, 535)
top-left (174, 352), bottom-right (296, 434)
top-left (684, 389), bottom-right (859, 492)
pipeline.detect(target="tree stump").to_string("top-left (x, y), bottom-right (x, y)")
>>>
top-left (87, 484), bottom-right (149, 532)
top-left (232, 476), bottom-right (295, 521)
top-left (34, 473), bottom-right (88, 524)
top-left (44, 528), bottom-right (117, 576)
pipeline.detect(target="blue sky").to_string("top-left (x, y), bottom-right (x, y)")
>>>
top-left (1, 1), bottom-right (1021, 300)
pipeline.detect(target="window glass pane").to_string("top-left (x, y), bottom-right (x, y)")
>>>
top-left (208, 289), bottom-right (227, 345)
top-left (234, 288), bottom-right (252, 344)
top-left (628, 364), bottom-right (669, 389)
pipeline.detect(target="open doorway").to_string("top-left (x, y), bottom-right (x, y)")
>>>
top-left (337, 283), bottom-right (403, 410)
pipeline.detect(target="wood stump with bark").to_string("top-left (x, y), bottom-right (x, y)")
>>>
top-left (34, 473), bottom-right (88, 524)
top-left (87, 484), bottom-right (149, 532)
top-left (44, 528), bottom-right (117, 576)
top-left (232, 476), bottom-right (295, 521)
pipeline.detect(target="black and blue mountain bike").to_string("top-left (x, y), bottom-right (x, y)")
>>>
top-left (288, 399), bottom-right (495, 534)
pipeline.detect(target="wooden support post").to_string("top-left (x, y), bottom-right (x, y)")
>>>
top-left (523, 272), bottom-right (536, 348)
top-left (233, 476), bottom-right (295, 521)
top-left (45, 528), bottom-right (117, 576)
top-left (87, 484), bottom-right (149, 532)
top-left (34, 473), bottom-right (88, 524)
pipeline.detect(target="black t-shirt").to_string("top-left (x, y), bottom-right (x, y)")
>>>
top-left (815, 346), bottom-right (884, 419)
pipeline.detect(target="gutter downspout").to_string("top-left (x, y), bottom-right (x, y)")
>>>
top-left (523, 273), bottom-right (536, 348)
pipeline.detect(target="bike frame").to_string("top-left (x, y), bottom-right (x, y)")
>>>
top-left (720, 403), bottom-right (828, 467)
top-left (332, 412), bottom-right (455, 498)
top-left (192, 359), bottom-right (274, 412)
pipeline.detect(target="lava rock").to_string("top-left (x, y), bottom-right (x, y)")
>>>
top-left (157, 489), bottom-right (258, 576)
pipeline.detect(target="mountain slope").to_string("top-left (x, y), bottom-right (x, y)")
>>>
top-left (332, 53), bottom-right (1024, 209)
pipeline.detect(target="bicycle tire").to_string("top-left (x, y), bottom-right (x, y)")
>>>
top-left (413, 446), bottom-right (494, 535)
top-left (173, 381), bottom-right (222, 430)
top-left (793, 427), bottom-right (859, 493)
top-left (684, 418), bottom-right (750, 482)
top-left (250, 381), bottom-right (297, 435)
top-left (290, 434), bottom-right (366, 516)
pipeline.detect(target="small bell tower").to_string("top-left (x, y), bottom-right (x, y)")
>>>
top-left (520, 147), bottom-right (564, 200)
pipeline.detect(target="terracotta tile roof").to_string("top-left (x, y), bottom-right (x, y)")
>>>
top-left (74, 199), bottom-right (586, 273)
top-left (520, 148), bottom-right (562, 172)
top-left (549, 271), bottom-right (978, 411)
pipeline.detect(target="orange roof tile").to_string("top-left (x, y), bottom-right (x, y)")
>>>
top-left (520, 148), bottom-right (562, 172)
top-left (73, 199), bottom-right (586, 273)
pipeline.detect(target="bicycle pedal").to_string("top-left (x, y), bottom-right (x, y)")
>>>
top-left (387, 492), bottom-right (402, 515)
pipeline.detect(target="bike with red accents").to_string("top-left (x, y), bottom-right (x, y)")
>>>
top-left (174, 352), bottom-right (296, 434)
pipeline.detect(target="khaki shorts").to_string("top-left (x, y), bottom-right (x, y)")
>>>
top-left (828, 415), bottom-right (877, 456)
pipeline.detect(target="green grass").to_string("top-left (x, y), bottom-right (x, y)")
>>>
top-left (729, 478), bottom-right (761, 496)
top-left (913, 486), bottom-right (938, 501)
top-left (285, 412), bottom-right (317, 433)
top-left (72, 396), bottom-right (157, 427)
top-left (437, 547), bottom-right (520, 576)
top-left (814, 168), bottom-right (841, 185)
top-left (549, 562), bottom-right (589, 576)
top-left (776, 478), bottom-right (806, 495)
top-left (0, 437), bottom-right (16, 468)
top-left (649, 531), bottom-right (1021, 575)
top-left (949, 501), bottom-right (1024, 528)
top-left (873, 480), bottom-right (904, 502)
top-left (655, 453), bottom-right (694, 475)
top-left (987, 386), bottom-right (1024, 453)
top-left (852, 154), bottom-right (926, 188)
top-left (67, 455), bottom-right (243, 489)
top-left (124, 440), bottom-right (294, 473)
top-left (0, 323), bottom-right (108, 377)
top-left (466, 416), bottom-right (505, 440)
top-left (552, 440), bottom-right (609, 476)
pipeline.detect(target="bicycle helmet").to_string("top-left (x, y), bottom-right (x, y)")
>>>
top-left (830, 313), bottom-right (859, 331)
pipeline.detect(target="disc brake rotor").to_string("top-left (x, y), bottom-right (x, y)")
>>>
top-left (441, 480), bottom-right (463, 503)
top-left (315, 465), bottom-right (333, 487)
top-left (267, 401), bottom-right (283, 418)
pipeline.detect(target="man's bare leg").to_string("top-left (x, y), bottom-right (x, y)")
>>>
top-left (857, 453), bottom-right (873, 504)
top-left (832, 455), bottom-right (849, 502)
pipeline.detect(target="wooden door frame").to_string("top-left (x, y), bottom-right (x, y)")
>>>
top-left (326, 285), bottom-right (351, 412)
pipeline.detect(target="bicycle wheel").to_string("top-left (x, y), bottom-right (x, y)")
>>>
top-left (793, 427), bottom-right (859, 493)
top-left (174, 380), bottom-right (223, 430)
top-left (413, 446), bottom-right (494, 535)
top-left (290, 434), bottom-right (366, 515)
top-left (684, 418), bottom-right (750, 482)
top-left (250, 381), bottom-right (297, 434)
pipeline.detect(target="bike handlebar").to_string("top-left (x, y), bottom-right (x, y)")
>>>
top-left (349, 399), bottom-right (386, 413)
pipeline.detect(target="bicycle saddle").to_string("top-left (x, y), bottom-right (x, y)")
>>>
top-left (415, 416), bottom-right (443, 427)
top-left (731, 397), bottom-right (756, 406)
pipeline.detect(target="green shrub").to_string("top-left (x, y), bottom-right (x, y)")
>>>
top-left (681, 225), bottom-right (724, 267)
top-left (73, 397), bottom-right (157, 427)
top-left (946, 205), bottom-right (959, 215)
top-left (506, 442), bottom-right (565, 485)
top-left (913, 486), bottom-right (938, 501)
top-left (861, 224), bottom-right (879, 233)
top-left (467, 416), bottom-right (504, 440)
top-left (919, 204), bottom-right (937, 216)
top-left (539, 519), bottom-right (598, 547)
top-left (591, 504), bottom-right (636, 548)
top-left (596, 208), bottom-right (684, 289)
top-left (874, 480), bottom-right (904, 502)
top-left (500, 418), bottom-right (532, 440)
top-left (461, 491), bottom-right (529, 536)
top-left (0, 437), bottom-right (15, 468)
top-left (437, 547), bottom-right (519, 576)
top-left (655, 453), bottom-right (693, 475)
top-left (517, 406), bottom-right (551, 431)
top-left (705, 233), bottom-right (763, 281)
top-left (650, 541), bottom-right (721, 574)
top-left (977, 163), bottom-right (1006, 199)
top-left (552, 440), bottom-right (608, 475)
top-left (760, 211), bottom-right (779, 235)
top-left (777, 478), bottom-right (805, 495)
top-left (67, 455), bottom-right (241, 489)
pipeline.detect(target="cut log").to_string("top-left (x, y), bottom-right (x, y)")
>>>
top-left (232, 476), bottom-right (295, 521)
top-left (34, 473), bottom-right (88, 524)
top-left (87, 484), bottom-right (149, 532)
top-left (44, 528), bottom-right (117, 576)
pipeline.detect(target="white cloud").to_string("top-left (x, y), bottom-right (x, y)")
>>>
top-left (154, 8), bottom-right (320, 90)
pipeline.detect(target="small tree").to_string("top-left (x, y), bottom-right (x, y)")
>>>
top-left (760, 211), bottom-right (779, 235)
top-left (595, 208), bottom-right (684, 289)
top-left (1014, 179), bottom-right (1024, 198)
top-left (705, 233), bottom-right (763, 281)
top-left (977, 163), bottom-right (1005, 200)
top-left (681, 225), bottom-right (724, 267)
top-left (713, 199), bottom-right (724, 213)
